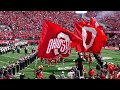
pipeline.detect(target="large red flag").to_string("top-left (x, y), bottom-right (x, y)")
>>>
top-left (90, 17), bottom-right (100, 28)
top-left (74, 22), bottom-right (86, 52)
top-left (78, 18), bottom-right (89, 27)
top-left (37, 20), bottom-right (82, 58)
top-left (90, 17), bottom-right (107, 46)
top-left (74, 22), bottom-right (107, 54)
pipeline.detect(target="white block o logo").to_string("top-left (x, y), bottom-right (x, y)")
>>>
top-left (54, 32), bottom-right (71, 55)
top-left (82, 26), bottom-right (97, 50)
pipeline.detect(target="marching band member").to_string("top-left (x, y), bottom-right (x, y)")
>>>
top-left (0, 48), bottom-right (2, 55)
top-left (16, 61), bottom-right (20, 73)
top-left (7, 65), bottom-right (12, 75)
top-left (27, 56), bottom-right (30, 66)
top-left (12, 63), bottom-right (16, 75)
top-left (3, 64), bottom-right (7, 77)
top-left (22, 58), bottom-right (25, 69)
top-left (24, 57), bottom-right (28, 67)
top-left (17, 46), bottom-right (20, 53)
top-left (24, 46), bottom-right (28, 54)
top-left (19, 59), bottom-right (23, 71)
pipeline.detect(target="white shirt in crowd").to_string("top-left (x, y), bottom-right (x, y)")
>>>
top-left (67, 71), bottom-right (75, 79)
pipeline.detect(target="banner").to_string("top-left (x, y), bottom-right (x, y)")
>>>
top-left (37, 20), bottom-right (82, 58)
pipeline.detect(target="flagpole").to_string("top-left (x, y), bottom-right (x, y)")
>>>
top-left (35, 58), bottom-right (37, 69)
top-left (88, 52), bottom-right (91, 70)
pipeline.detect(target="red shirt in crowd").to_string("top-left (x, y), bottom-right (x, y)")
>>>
top-left (0, 78), bottom-right (3, 79)
top-left (108, 64), bottom-right (114, 74)
top-left (88, 69), bottom-right (95, 77)
top-left (100, 75), bottom-right (106, 79)
top-left (38, 72), bottom-right (44, 79)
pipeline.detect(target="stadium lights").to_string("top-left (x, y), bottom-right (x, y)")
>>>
top-left (75, 11), bottom-right (87, 14)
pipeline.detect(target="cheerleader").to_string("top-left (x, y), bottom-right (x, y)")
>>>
top-left (38, 70), bottom-right (44, 79)
top-left (38, 65), bottom-right (44, 79)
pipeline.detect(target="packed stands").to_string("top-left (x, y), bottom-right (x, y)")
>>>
top-left (0, 11), bottom-right (81, 40)
top-left (85, 11), bottom-right (120, 30)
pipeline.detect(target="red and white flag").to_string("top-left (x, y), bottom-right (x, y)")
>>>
top-left (90, 17), bottom-right (107, 34)
top-left (90, 17), bottom-right (100, 28)
top-left (74, 22), bottom-right (86, 52)
top-left (78, 18), bottom-right (89, 26)
top-left (74, 21), bottom-right (107, 54)
top-left (90, 17), bottom-right (107, 47)
top-left (37, 20), bottom-right (82, 58)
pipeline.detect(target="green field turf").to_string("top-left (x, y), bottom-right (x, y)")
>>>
top-left (0, 45), bottom-right (120, 79)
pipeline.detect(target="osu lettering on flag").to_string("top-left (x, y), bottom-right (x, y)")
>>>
top-left (74, 21), bottom-right (107, 54)
top-left (37, 20), bottom-right (82, 58)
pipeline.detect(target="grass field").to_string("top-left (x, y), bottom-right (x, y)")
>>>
top-left (0, 45), bottom-right (120, 79)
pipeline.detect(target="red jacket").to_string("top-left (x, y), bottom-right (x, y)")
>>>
top-left (38, 72), bottom-right (44, 79)
top-left (0, 78), bottom-right (3, 79)
top-left (100, 75), bottom-right (106, 79)
top-left (88, 69), bottom-right (95, 76)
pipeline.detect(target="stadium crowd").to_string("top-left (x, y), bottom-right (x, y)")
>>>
top-left (85, 11), bottom-right (120, 30)
top-left (0, 11), bottom-right (81, 40)
top-left (106, 34), bottom-right (120, 47)
top-left (0, 11), bottom-right (120, 47)
top-left (0, 11), bottom-right (120, 79)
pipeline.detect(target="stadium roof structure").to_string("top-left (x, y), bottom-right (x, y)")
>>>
top-left (75, 11), bottom-right (87, 14)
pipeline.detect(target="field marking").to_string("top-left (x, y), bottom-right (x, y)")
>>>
top-left (0, 55), bottom-right (18, 59)
top-left (0, 60), bottom-right (9, 64)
